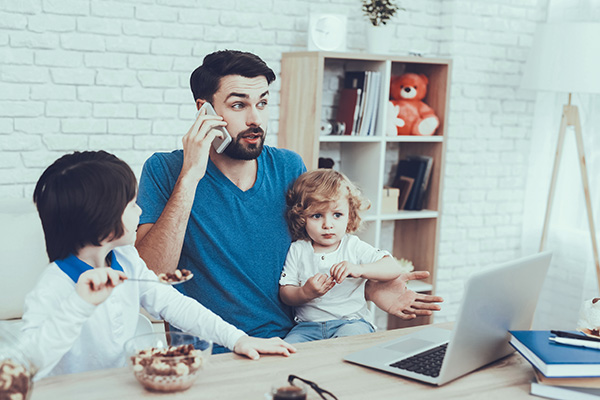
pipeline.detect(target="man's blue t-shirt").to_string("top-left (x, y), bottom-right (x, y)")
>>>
top-left (137, 146), bottom-right (306, 348)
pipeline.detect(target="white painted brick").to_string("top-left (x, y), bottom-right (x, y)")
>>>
top-left (0, 83), bottom-right (29, 100)
top-left (96, 70), bottom-right (137, 87)
top-left (0, 118), bottom-right (12, 133)
top-left (21, 151), bottom-right (66, 168)
top-left (28, 14), bottom-right (76, 33)
top-left (150, 38), bottom-right (193, 56)
top-left (238, 28), bottom-right (276, 45)
top-left (159, 24), bottom-right (205, 40)
top-left (31, 85), bottom-right (76, 100)
top-left (94, 104), bottom-right (136, 119)
top-left (61, 34), bottom-right (105, 52)
top-left (89, 134), bottom-right (132, 150)
top-left (0, 0), bottom-right (42, 14)
top-left (14, 118), bottom-right (60, 134)
top-left (164, 89), bottom-right (190, 104)
top-left (134, 135), bottom-right (177, 150)
top-left (138, 104), bottom-right (178, 119)
top-left (122, 21), bottom-right (162, 37)
top-left (152, 119), bottom-right (188, 135)
top-left (138, 71), bottom-right (179, 88)
top-left (105, 37), bottom-right (151, 54)
top-left (77, 17), bottom-right (122, 36)
top-left (84, 53), bottom-right (127, 69)
top-left (0, 152), bottom-right (20, 168)
top-left (276, 31), bottom-right (306, 46)
top-left (0, 32), bottom-right (8, 46)
top-left (177, 9), bottom-right (219, 25)
top-left (10, 31), bottom-right (59, 49)
top-left (202, 27), bottom-right (237, 42)
top-left (34, 50), bottom-right (83, 67)
top-left (135, 6), bottom-right (178, 22)
top-left (46, 101), bottom-right (92, 117)
top-left (0, 101), bottom-right (44, 117)
top-left (107, 119), bottom-right (152, 135)
top-left (61, 119), bottom-right (107, 134)
top-left (91, 2), bottom-right (134, 18)
top-left (77, 86), bottom-right (121, 102)
top-left (1, 65), bottom-right (50, 83)
top-left (260, 15), bottom-right (296, 30)
top-left (42, 134), bottom-right (88, 150)
top-left (51, 68), bottom-right (95, 85)
top-left (0, 134), bottom-right (42, 151)
top-left (123, 88), bottom-right (164, 103)
top-left (42, 0), bottom-right (89, 16)
top-left (127, 54), bottom-right (171, 71)
top-left (0, 11), bottom-right (27, 29)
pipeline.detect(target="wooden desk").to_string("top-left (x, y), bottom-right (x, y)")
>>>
top-left (31, 323), bottom-right (538, 399)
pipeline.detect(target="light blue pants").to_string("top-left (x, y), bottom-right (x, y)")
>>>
top-left (284, 319), bottom-right (375, 344)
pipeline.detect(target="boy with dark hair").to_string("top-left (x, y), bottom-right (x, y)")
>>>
top-left (22, 151), bottom-right (295, 380)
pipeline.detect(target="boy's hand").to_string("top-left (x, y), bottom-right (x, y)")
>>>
top-left (330, 261), bottom-right (361, 283)
top-left (75, 268), bottom-right (127, 306)
top-left (301, 273), bottom-right (335, 300)
top-left (232, 336), bottom-right (297, 360)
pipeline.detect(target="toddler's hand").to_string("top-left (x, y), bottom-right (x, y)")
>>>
top-left (233, 336), bottom-right (297, 360)
top-left (330, 261), bottom-right (361, 283)
top-left (75, 268), bottom-right (127, 305)
top-left (302, 273), bottom-right (335, 300)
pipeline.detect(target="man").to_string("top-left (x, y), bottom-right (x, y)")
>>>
top-left (135, 50), bottom-right (441, 352)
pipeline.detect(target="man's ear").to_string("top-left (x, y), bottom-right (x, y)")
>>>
top-left (196, 99), bottom-right (206, 110)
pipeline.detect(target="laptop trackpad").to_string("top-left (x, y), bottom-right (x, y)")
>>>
top-left (384, 338), bottom-right (433, 354)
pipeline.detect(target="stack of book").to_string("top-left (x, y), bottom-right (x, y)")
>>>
top-left (391, 155), bottom-right (433, 211)
top-left (335, 70), bottom-right (381, 136)
top-left (509, 330), bottom-right (600, 399)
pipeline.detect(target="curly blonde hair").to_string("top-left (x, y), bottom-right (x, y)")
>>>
top-left (286, 169), bottom-right (370, 241)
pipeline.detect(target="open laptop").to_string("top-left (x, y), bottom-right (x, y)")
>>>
top-left (344, 251), bottom-right (552, 386)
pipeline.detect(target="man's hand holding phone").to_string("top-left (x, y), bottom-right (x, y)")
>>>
top-left (179, 102), bottom-right (230, 184)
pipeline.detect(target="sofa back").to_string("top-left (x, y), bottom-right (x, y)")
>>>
top-left (0, 199), bottom-right (48, 320)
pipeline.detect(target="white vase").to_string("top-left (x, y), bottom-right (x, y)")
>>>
top-left (366, 24), bottom-right (392, 54)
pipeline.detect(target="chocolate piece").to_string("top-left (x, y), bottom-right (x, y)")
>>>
top-left (157, 269), bottom-right (193, 284)
top-left (0, 359), bottom-right (32, 400)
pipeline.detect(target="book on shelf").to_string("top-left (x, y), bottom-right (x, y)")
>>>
top-left (530, 380), bottom-right (600, 399)
top-left (509, 330), bottom-right (600, 378)
top-left (396, 176), bottom-right (414, 210)
top-left (338, 70), bottom-right (381, 136)
top-left (335, 88), bottom-right (361, 135)
top-left (392, 156), bottom-right (433, 211)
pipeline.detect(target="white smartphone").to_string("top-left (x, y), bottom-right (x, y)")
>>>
top-left (197, 102), bottom-right (232, 154)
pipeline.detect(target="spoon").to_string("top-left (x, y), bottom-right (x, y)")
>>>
top-left (123, 273), bottom-right (194, 286)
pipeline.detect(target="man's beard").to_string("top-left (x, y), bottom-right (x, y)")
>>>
top-left (223, 127), bottom-right (266, 160)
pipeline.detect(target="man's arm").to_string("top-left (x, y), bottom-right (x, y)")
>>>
top-left (365, 271), bottom-right (443, 320)
top-left (135, 108), bottom-right (226, 274)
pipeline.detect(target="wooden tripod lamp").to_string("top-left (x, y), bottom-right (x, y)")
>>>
top-left (521, 22), bottom-right (600, 291)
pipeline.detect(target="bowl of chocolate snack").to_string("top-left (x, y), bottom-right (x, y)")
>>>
top-left (0, 327), bottom-right (36, 400)
top-left (124, 332), bottom-right (212, 393)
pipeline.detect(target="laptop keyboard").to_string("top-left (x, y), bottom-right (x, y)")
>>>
top-left (389, 343), bottom-right (448, 378)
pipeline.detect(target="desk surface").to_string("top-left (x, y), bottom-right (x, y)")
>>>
top-left (31, 323), bottom-right (538, 399)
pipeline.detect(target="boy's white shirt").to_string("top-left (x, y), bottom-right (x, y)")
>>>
top-left (21, 245), bottom-right (246, 380)
top-left (279, 234), bottom-right (391, 323)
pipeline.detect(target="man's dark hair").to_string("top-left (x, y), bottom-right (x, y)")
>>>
top-left (33, 151), bottom-right (137, 262)
top-left (190, 50), bottom-right (276, 102)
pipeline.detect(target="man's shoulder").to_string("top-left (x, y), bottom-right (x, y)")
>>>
top-left (145, 150), bottom-right (183, 167)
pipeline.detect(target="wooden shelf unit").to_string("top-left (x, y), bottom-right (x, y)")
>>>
top-left (279, 51), bottom-right (451, 329)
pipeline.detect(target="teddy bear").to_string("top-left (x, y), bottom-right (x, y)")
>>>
top-left (388, 73), bottom-right (439, 136)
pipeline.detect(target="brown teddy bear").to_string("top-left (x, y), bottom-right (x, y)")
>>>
top-left (388, 73), bottom-right (439, 136)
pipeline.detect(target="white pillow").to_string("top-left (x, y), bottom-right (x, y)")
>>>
top-left (0, 199), bottom-right (48, 320)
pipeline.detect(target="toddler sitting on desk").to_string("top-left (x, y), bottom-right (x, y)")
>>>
top-left (21, 151), bottom-right (295, 380)
top-left (279, 169), bottom-right (404, 343)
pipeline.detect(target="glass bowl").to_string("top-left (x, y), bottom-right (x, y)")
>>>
top-left (124, 332), bottom-right (212, 393)
top-left (0, 325), bottom-right (36, 400)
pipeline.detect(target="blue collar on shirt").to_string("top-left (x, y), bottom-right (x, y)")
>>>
top-left (55, 251), bottom-right (124, 283)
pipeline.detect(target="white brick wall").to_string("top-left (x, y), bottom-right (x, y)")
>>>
top-left (0, 0), bottom-right (549, 324)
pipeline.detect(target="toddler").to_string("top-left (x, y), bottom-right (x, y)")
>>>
top-left (279, 169), bottom-right (403, 343)
top-left (22, 151), bottom-right (295, 380)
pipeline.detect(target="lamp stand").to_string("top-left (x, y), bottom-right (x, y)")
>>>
top-left (539, 93), bottom-right (600, 292)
